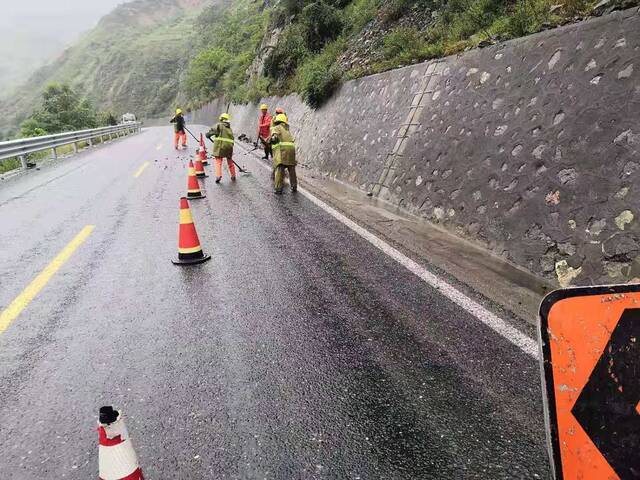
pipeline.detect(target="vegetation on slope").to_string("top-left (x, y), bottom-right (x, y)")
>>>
top-left (20, 83), bottom-right (117, 138)
top-left (184, 0), bottom-right (637, 109)
top-left (3, 0), bottom-right (637, 142)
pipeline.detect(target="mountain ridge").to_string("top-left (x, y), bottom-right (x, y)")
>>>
top-left (0, 0), bottom-right (215, 139)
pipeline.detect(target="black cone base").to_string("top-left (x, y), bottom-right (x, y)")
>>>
top-left (172, 253), bottom-right (211, 265)
top-left (187, 192), bottom-right (206, 199)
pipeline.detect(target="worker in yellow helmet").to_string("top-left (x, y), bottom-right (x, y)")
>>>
top-left (257, 103), bottom-right (272, 160)
top-left (205, 113), bottom-right (236, 183)
top-left (170, 108), bottom-right (187, 150)
top-left (270, 113), bottom-right (296, 194)
top-left (270, 107), bottom-right (287, 132)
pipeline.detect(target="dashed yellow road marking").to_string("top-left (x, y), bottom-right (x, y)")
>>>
top-left (133, 161), bottom-right (150, 178)
top-left (0, 225), bottom-right (95, 334)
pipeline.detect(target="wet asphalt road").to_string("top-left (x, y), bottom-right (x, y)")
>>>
top-left (0, 126), bottom-right (550, 479)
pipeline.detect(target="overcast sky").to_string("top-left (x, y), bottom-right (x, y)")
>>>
top-left (0, 0), bottom-right (134, 91)
top-left (0, 0), bottom-right (132, 38)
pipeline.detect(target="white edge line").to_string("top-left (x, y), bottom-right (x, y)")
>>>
top-left (240, 145), bottom-right (539, 359)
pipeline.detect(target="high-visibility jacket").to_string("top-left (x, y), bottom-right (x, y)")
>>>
top-left (206, 121), bottom-right (234, 158)
top-left (271, 123), bottom-right (296, 167)
top-left (258, 113), bottom-right (272, 139)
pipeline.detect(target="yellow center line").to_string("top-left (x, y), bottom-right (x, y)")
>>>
top-left (133, 161), bottom-right (150, 178)
top-left (0, 225), bottom-right (95, 334)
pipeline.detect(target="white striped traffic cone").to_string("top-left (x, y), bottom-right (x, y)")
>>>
top-left (98, 406), bottom-right (144, 480)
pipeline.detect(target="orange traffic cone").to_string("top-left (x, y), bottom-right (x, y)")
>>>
top-left (198, 145), bottom-right (209, 166)
top-left (194, 156), bottom-right (208, 178)
top-left (98, 406), bottom-right (144, 480)
top-left (200, 133), bottom-right (207, 155)
top-left (187, 160), bottom-right (205, 199)
top-left (172, 197), bottom-right (211, 265)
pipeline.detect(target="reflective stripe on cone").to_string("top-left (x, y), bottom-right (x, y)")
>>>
top-left (187, 160), bottom-right (205, 199)
top-left (97, 408), bottom-right (144, 480)
top-left (172, 197), bottom-right (211, 265)
top-left (194, 157), bottom-right (208, 177)
top-left (198, 134), bottom-right (209, 165)
top-left (199, 147), bottom-right (209, 166)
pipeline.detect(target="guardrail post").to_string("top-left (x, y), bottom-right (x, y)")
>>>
top-left (72, 142), bottom-right (78, 153)
top-left (88, 137), bottom-right (93, 147)
top-left (51, 148), bottom-right (57, 160)
top-left (19, 155), bottom-right (27, 169)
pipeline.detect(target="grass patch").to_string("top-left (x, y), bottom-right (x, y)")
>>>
top-left (343, 0), bottom-right (381, 34)
top-left (294, 39), bottom-right (346, 108)
top-left (0, 158), bottom-right (21, 174)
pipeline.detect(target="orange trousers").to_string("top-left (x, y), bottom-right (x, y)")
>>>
top-left (174, 131), bottom-right (187, 147)
top-left (215, 157), bottom-right (236, 178)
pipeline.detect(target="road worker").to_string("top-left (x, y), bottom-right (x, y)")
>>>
top-left (268, 107), bottom-right (288, 180)
top-left (270, 107), bottom-right (287, 131)
top-left (206, 113), bottom-right (236, 183)
top-left (170, 108), bottom-right (187, 150)
top-left (271, 113), bottom-right (296, 194)
top-left (257, 104), bottom-right (272, 160)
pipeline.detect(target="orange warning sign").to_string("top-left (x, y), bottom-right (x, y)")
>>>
top-left (539, 285), bottom-right (640, 480)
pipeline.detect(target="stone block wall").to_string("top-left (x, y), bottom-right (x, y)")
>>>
top-left (192, 8), bottom-right (640, 287)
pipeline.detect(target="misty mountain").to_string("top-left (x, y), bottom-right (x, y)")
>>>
top-left (0, 1), bottom-right (131, 94)
top-left (0, 0), bottom-right (213, 138)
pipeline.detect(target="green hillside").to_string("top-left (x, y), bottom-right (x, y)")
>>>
top-left (2, 0), bottom-right (636, 139)
top-left (182, 0), bottom-right (637, 109)
top-left (0, 0), bottom-right (218, 139)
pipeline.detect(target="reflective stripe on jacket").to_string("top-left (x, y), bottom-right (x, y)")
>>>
top-left (271, 124), bottom-right (295, 166)
top-left (206, 121), bottom-right (234, 158)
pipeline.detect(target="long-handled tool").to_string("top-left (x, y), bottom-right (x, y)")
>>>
top-left (184, 126), bottom-right (201, 144)
top-left (194, 126), bottom-right (249, 174)
top-left (231, 159), bottom-right (248, 174)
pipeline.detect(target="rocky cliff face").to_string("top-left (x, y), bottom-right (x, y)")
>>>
top-left (246, 26), bottom-right (283, 81)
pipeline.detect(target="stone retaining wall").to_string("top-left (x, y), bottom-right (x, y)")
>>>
top-left (193, 8), bottom-right (640, 286)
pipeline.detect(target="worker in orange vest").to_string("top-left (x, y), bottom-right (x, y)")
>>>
top-left (257, 104), bottom-right (272, 160)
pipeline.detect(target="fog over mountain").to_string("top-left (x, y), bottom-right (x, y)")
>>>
top-left (0, 0), bottom-right (131, 93)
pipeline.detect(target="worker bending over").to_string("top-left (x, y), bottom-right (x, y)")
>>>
top-left (206, 113), bottom-right (236, 183)
top-left (271, 114), bottom-right (296, 194)
top-left (257, 104), bottom-right (272, 160)
top-left (170, 108), bottom-right (187, 150)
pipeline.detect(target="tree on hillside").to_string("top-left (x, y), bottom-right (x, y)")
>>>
top-left (300, 1), bottom-right (343, 52)
top-left (20, 83), bottom-right (99, 137)
top-left (185, 48), bottom-right (233, 101)
top-left (98, 111), bottom-right (119, 126)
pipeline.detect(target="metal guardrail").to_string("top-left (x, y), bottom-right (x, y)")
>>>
top-left (0, 122), bottom-right (142, 169)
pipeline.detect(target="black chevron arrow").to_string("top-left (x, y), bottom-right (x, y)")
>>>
top-left (571, 308), bottom-right (640, 479)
